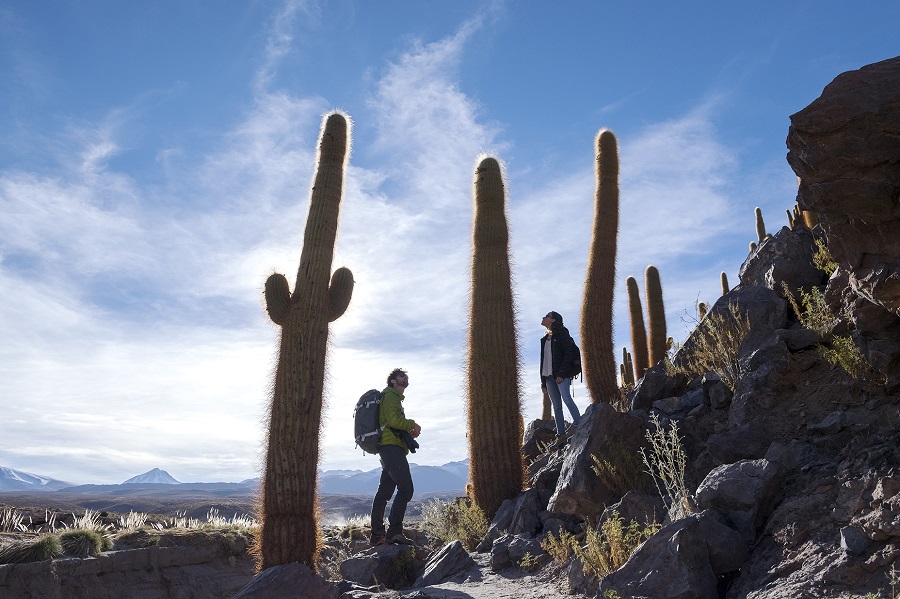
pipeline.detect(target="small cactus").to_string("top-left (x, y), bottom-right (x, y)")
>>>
top-left (698, 302), bottom-right (708, 320)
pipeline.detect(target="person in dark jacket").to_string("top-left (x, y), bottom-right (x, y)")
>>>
top-left (539, 311), bottom-right (582, 439)
top-left (369, 367), bottom-right (421, 546)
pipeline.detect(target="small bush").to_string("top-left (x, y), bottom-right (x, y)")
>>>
top-left (640, 413), bottom-right (695, 521)
top-left (670, 302), bottom-right (750, 391)
top-left (518, 551), bottom-right (540, 572)
top-left (783, 283), bottom-right (879, 381)
top-left (541, 530), bottom-right (576, 564)
top-left (0, 534), bottom-right (64, 564)
top-left (812, 238), bottom-right (838, 275)
top-left (573, 511), bottom-right (657, 578)
top-left (60, 529), bottom-right (104, 557)
top-left (420, 498), bottom-right (488, 551)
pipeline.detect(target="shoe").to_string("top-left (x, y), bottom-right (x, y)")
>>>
top-left (369, 534), bottom-right (386, 547)
top-left (385, 532), bottom-right (415, 545)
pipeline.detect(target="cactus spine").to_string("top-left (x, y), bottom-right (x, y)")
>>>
top-left (581, 129), bottom-right (619, 404)
top-left (466, 156), bottom-right (524, 519)
top-left (258, 112), bottom-right (354, 570)
top-left (720, 271), bottom-right (730, 296)
top-left (645, 265), bottom-right (667, 367)
top-left (625, 276), bottom-right (649, 380)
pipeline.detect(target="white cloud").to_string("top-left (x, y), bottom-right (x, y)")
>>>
top-left (0, 3), bottom-right (802, 484)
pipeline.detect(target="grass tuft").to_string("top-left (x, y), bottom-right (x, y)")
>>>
top-left (420, 497), bottom-right (488, 551)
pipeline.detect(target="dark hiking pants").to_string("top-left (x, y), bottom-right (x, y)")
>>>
top-left (370, 444), bottom-right (414, 536)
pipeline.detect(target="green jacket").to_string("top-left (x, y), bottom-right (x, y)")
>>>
top-left (379, 387), bottom-right (417, 453)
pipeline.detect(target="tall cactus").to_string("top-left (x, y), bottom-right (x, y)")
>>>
top-left (720, 271), bottom-right (730, 296)
top-left (258, 112), bottom-right (354, 570)
top-left (466, 156), bottom-right (523, 519)
top-left (625, 276), bottom-right (649, 380)
top-left (581, 129), bottom-right (619, 404)
top-left (645, 265), bottom-right (667, 367)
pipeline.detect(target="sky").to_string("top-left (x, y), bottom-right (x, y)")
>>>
top-left (2, 1), bottom-right (898, 485)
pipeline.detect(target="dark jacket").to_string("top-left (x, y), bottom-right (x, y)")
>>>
top-left (539, 325), bottom-right (578, 383)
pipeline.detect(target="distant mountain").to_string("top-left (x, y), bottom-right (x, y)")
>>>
top-left (0, 466), bottom-right (72, 492)
top-left (123, 468), bottom-right (180, 485)
top-left (318, 459), bottom-right (469, 496)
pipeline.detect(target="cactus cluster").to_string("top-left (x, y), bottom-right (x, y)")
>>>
top-left (465, 156), bottom-right (524, 519)
top-left (258, 112), bottom-right (354, 570)
top-left (581, 130), bottom-right (620, 404)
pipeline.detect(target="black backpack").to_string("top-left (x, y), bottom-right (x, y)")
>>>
top-left (353, 389), bottom-right (384, 455)
top-left (571, 340), bottom-right (583, 380)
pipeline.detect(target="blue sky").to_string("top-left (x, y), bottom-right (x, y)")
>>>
top-left (1, 1), bottom-right (897, 484)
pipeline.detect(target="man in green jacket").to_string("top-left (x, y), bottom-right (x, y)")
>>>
top-left (370, 368), bottom-right (421, 546)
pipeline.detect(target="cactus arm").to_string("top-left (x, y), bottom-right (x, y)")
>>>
top-left (326, 267), bottom-right (354, 322)
top-left (264, 273), bottom-right (292, 326)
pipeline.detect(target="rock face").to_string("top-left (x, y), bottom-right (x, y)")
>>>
top-left (0, 531), bottom-right (255, 599)
top-left (787, 55), bottom-right (900, 318)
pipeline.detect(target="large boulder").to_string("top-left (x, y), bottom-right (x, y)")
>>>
top-left (339, 544), bottom-right (427, 589)
top-left (598, 510), bottom-right (746, 599)
top-left (231, 562), bottom-right (338, 599)
top-left (413, 540), bottom-right (475, 587)
top-left (695, 458), bottom-right (787, 543)
top-left (787, 56), bottom-right (900, 318)
top-left (547, 403), bottom-right (646, 520)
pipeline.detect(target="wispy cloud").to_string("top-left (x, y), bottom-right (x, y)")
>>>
top-left (0, 2), bottom-right (800, 484)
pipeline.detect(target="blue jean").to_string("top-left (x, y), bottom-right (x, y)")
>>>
top-left (545, 377), bottom-right (581, 435)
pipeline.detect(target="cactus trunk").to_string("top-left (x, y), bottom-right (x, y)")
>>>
top-left (625, 276), bottom-right (649, 380)
top-left (645, 265), bottom-right (667, 367)
top-left (581, 130), bottom-right (619, 404)
top-left (258, 112), bottom-right (354, 571)
top-left (466, 156), bottom-right (524, 519)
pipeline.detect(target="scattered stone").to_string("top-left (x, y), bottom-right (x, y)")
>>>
top-left (695, 459), bottom-right (786, 543)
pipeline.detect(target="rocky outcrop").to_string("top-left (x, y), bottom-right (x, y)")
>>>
top-left (548, 402), bottom-right (646, 519)
top-left (787, 56), bottom-right (900, 318)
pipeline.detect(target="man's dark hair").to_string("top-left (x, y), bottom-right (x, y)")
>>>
top-left (387, 368), bottom-right (408, 387)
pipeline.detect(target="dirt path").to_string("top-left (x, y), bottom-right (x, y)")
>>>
top-left (381, 553), bottom-right (573, 599)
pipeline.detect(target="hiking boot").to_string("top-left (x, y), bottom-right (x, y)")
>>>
top-left (369, 534), bottom-right (386, 547)
top-left (385, 531), bottom-right (415, 545)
